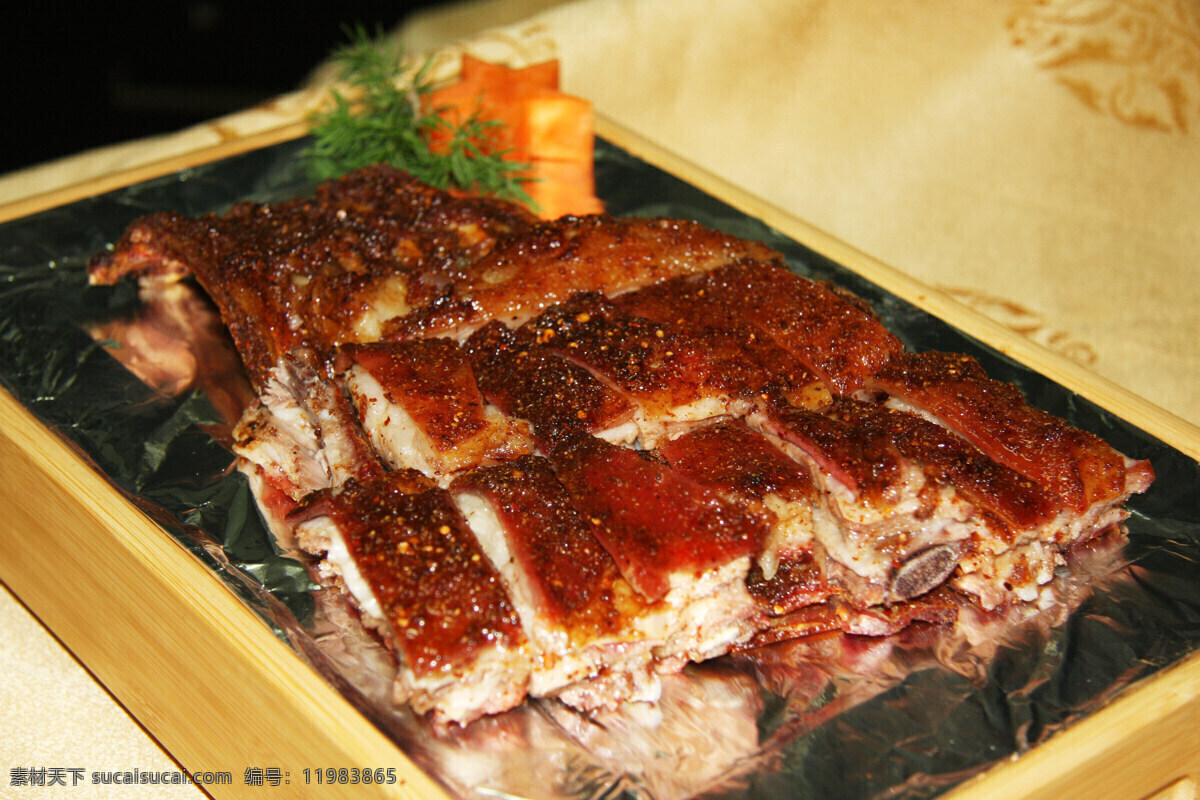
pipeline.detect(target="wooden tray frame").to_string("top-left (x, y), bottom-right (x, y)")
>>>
top-left (1, 116), bottom-right (1198, 800)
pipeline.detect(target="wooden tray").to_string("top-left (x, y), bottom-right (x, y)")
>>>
top-left (1, 117), bottom-right (1198, 800)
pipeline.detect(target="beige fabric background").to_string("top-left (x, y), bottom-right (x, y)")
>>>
top-left (0, 0), bottom-right (1196, 793)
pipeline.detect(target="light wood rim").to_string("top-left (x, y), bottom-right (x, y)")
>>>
top-left (0, 121), bottom-right (310, 225)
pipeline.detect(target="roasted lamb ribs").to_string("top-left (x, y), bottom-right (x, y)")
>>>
top-left (89, 164), bottom-right (1152, 725)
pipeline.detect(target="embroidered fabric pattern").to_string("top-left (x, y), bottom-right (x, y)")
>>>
top-left (1008, 0), bottom-right (1200, 133)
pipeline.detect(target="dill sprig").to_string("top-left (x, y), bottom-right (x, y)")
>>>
top-left (303, 25), bottom-right (533, 204)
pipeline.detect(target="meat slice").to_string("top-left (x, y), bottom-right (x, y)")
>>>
top-left (385, 215), bottom-right (781, 339)
top-left (826, 399), bottom-right (1059, 529)
top-left (867, 350), bottom-right (1154, 607)
top-left (521, 293), bottom-right (730, 447)
top-left (545, 433), bottom-right (765, 665)
top-left (752, 394), bottom-right (1142, 610)
top-left (657, 419), bottom-right (824, 580)
top-left (338, 339), bottom-right (534, 480)
top-left (615, 269), bottom-right (832, 411)
top-left (869, 351), bottom-right (1154, 516)
top-left (289, 472), bottom-right (531, 725)
top-left (824, 398), bottom-right (1068, 608)
top-left (463, 321), bottom-right (638, 444)
top-left (450, 455), bottom-right (667, 707)
top-left (696, 260), bottom-right (902, 396)
top-left (864, 357), bottom-right (1152, 606)
top-left (656, 418), bottom-right (971, 639)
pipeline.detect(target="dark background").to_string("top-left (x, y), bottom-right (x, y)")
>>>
top-left (5, 2), bottom-right (456, 176)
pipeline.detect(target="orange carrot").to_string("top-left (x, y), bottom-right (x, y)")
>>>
top-left (426, 57), bottom-right (603, 219)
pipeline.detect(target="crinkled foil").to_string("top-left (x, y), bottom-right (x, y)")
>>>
top-left (1, 138), bottom-right (1197, 800)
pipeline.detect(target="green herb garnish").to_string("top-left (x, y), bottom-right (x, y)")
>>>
top-left (303, 25), bottom-right (533, 204)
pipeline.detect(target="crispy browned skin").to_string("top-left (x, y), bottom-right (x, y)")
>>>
top-left (522, 292), bottom-right (720, 416)
top-left (757, 400), bottom-right (902, 502)
top-left (451, 455), bottom-right (636, 638)
top-left (868, 352), bottom-right (1137, 512)
top-left (615, 270), bottom-right (831, 408)
top-left (87, 166), bottom-right (536, 387)
top-left (546, 433), bottom-right (766, 602)
top-left (86, 209), bottom-right (435, 387)
top-left (696, 260), bottom-right (902, 395)
top-left (311, 164), bottom-right (538, 256)
top-left (828, 398), bottom-right (1059, 533)
top-left (341, 339), bottom-right (492, 453)
top-left (290, 472), bottom-right (525, 677)
top-left (756, 396), bottom-right (1059, 548)
top-left (464, 320), bottom-right (635, 439)
top-left (658, 419), bottom-right (817, 506)
top-left (385, 215), bottom-right (781, 339)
